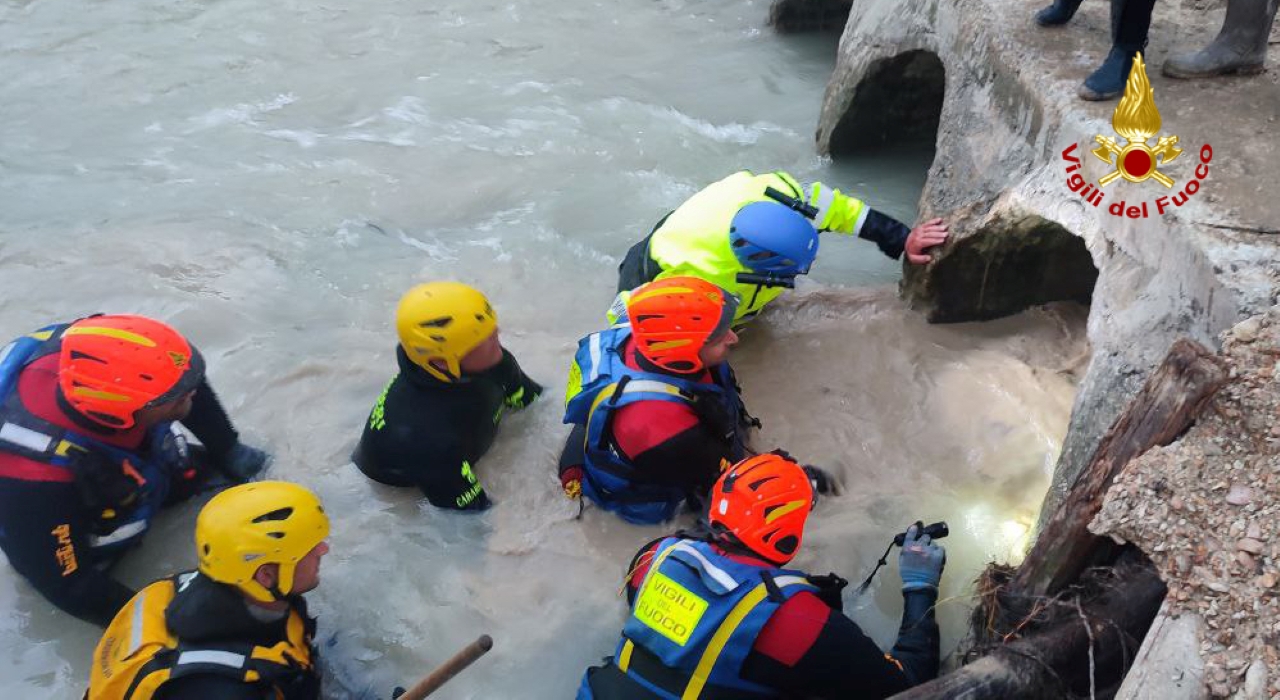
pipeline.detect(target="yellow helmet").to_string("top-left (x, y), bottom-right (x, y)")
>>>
top-left (196, 481), bottom-right (330, 603)
top-left (396, 282), bottom-right (497, 383)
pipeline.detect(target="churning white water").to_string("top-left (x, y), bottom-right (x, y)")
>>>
top-left (0, 0), bottom-right (1087, 697)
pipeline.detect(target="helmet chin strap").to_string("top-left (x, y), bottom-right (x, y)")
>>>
top-left (707, 526), bottom-right (784, 566)
top-left (265, 582), bottom-right (287, 602)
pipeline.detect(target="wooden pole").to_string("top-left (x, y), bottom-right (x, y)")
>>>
top-left (1009, 338), bottom-right (1227, 598)
top-left (396, 635), bottom-right (494, 700)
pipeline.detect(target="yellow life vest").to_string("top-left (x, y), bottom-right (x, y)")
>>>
top-left (88, 572), bottom-right (315, 700)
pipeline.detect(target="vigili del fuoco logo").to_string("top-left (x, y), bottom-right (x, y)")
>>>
top-left (1062, 53), bottom-right (1213, 219)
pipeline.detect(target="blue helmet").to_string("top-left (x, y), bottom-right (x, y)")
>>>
top-left (728, 201), bottom-right (819, 277)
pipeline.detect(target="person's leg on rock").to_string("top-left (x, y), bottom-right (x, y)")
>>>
top-left (1079, 0), bottom-right (1158, 100)
top-left (1163, 0), bottom-right (1279, 78)
top-left (1036, 0), bottom-right (1085, 26)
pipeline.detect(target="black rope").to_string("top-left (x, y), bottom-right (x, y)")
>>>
top-left (856, 541), bottom-right (896, 595)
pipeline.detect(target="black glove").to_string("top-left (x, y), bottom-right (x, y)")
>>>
top-left (505, 374), bottom-right (543, 410)
top-left (391, 687), bottom-right (406, 699)
top-left (807, 573), bottom-right (850, 611)
top-left (803, 465), bottom-right (836, 495)
top-left (65, 449), bottom-right (144, 515)
top-left (215, 442), bottom-right (271, 483)
top-left (690, 390), bottom-right (739, 445)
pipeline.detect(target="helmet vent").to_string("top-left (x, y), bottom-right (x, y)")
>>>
top-left (775, 536), bottom-right (798, 555)
top-left (87, 410), bottom-right (127, 427)
top-left (420, 316), bottom-right (453, 328)
top-left (139, 373), bottom-right (154, 382)
top-left (267, 531), bottom-right (285, 539)
top-left (68, 350), bottom-right (107, 364)
top-left (252, 507), bottom-right (293, 524)
top-left (748, 476), bottom-right (777, 491)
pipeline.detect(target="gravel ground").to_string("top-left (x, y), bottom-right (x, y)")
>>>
top-left (1092, 308), bottom-right (1280, 698)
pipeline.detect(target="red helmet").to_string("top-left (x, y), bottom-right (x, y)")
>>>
top-left (625, 276), bottom-right (737, 375)
top-left (58, 315), bottom-right (205, 429)
top-left (709, 453), bottom-right (814, 565)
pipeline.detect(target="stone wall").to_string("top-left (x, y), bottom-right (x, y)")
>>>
top-left (814, 0), bottom-right (1280, 529)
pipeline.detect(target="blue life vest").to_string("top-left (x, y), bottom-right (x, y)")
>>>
top-left (0, 325), bottom-right (183, 556)
top-left (578, 538), bottom-right (816, 699)
top-left (563, 322), bottom-right (745, 525)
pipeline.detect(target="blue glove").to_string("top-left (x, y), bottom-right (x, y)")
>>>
top-left (218, 442), bottom-right (271, 483)
top-left (899, 523), bottom-right (946, 593)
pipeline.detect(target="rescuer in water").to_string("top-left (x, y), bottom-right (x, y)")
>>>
top-left (0, 314), bottom-right (269, 626)
top-left (353, 282), bottom-right (543, 511)
top-left (578, 453), bottom-right (945, 698)
top-left (616, 169), bottom-right (948, 326)
top-left (87, 480), bottom-right (329, 699)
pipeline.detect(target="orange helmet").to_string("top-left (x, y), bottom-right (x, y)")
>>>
top-left (709, 453), bottom-right (814, 565)
top-left (58, 315), bottom-right (205, 429)
top-left (625, 277), bottom-right (737, 375)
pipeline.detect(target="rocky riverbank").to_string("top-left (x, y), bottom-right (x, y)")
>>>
top-left (1092, 310), bottom-right (1280, 698)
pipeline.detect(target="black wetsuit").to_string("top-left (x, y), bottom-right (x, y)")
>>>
top-left (352, 346), bottom-right (541, 511)
top-left (0, 367), bottom-right (241, 627)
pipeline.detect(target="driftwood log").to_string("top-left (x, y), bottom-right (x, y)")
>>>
top-left (892, 552), bottom-right (1167, 699)
top-left (1010, 338), bottom-right (1228, 598)
top-left (890, 338), bottom-right (1228, 699)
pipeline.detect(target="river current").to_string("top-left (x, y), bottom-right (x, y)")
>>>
top-left (0, 0), bottom-right (1087, 697)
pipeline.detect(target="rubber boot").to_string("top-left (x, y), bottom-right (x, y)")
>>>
top-left (1036, 0), bottom-right (1085, 26)
top-left (1162, 0), bottom-right (1279, 78)
top-left (1079, 0), bottom-right (1153, 100)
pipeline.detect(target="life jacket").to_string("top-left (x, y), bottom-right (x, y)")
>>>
top-left (0, 324), bottom-right (183, 555)
top-left (646, 171), bottom-right (811, 325)
top-left (564, 322), bottom-right (745, 525)
top-left (88, 572), bottom-right (316, 700)
top-left (579, 538), bottom-right (817, 699)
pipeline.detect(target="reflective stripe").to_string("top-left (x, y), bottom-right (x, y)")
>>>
top-left (618, 639), bottom-right (635, 673)
top-left (130, 590), bottom-right (147, 653)
top-left (619, 380), bottom-right (685, 398)
top-left (0, 422), bottom-right (52, 453)
top-left (851, 203), bottom-right (870, 236)
top-left (89, 520), bottom-right (147, 548)
top-left (588, 334), bottom-right (603, 383)
top-left (810, 184), bottom-right (836, 228)
top-left (682, 577), bottom-right (811, 700)
top-left (669, 542), bottom-right (738, 591)
top-left (175, 650), bottom-right (246, 669)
